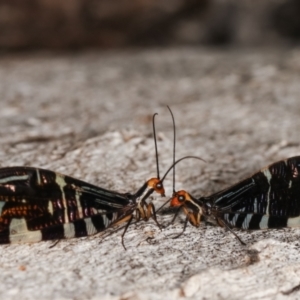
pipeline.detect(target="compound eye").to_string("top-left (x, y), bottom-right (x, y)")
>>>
top-left (178, 195), bottom-right (185, 202)
top-left (156, 182), bottom-right (162, 189)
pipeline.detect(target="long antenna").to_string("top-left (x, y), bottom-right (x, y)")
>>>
top-left (160, 155), bottom-right (206, 183)
top-left (167, 106), bottom-right (176, 193)
top-left (152, 113), bottom-right (160, 179)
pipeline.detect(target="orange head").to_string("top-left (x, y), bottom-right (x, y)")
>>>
top-left (170, 190), bottom-right (191, 207)
top-left (147, 178), bottom-right (165, 196)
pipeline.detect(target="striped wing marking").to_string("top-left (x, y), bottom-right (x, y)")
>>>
top-left (0, 167), bottom-right (131, 243)
top-left (213, 156), bottom-right (300, 229)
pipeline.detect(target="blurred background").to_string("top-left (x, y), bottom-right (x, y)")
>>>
top-left (1, 0), bottom-right (300, 50)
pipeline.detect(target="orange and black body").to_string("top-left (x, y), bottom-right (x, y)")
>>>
top-left (170, 156), bottom-right (300, 237)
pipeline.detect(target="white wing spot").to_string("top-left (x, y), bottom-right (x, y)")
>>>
top-left (84, 218), bottom-right (98, 236)
top-left (63, 223), bottom-right (76, 238)
top-left (262, 169), bottom-right (272, 184)
top-left (242, 214), bottom-right (252, 229)
top-left (287, 216), bottom-right (300, 227)
top-left (48, 201), bottom-right (54, 215)
top-left (0, 175), bottom-right (28, 184)
top-left (55, 175), bottom-right (68, 223)
top-left (262, 169), bottom-right (272, 215)
top-left (259, 215), bottom-right (269, 229)
top-left (75, 191), bottom-right (83, 219)
top-left (0, 202), bottom-right (4, 215)
top-left (36, 169), bottom-right (41, 185)
top-left (9, 218), bottom-right (42, 243)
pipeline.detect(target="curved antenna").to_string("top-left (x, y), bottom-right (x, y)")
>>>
top-left (167, 106), bottom-right (176, 193)
top-left (160, 155), bottom-right (206, 183)
top-left (152, 113), bottom-right (160, 179)
top-left (156, 197), bottom-right (172, 213)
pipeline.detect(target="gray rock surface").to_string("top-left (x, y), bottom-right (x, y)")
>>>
top-left (0, 48), bottom-right (300, 299)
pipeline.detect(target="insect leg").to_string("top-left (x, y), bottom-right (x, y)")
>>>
top-left (170, 206), bottom-right (183, 225)
top-left (49, 240), bottom-right (60, 248)
top-left (217, 217), bottom-right (246, 246)
top-left (172, 215), bottom-right (189, 239)
top-left (146, 202), bottom-right (161, 229)
top-left (182, 207), bottom-right (200, 227)
top-left (121, 215), bottom-right (134, 250)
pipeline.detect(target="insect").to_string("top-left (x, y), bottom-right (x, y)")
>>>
top-left (0, 113), bottom-right (166, 247)
top-left (154, 106), bottom-right (206, 235)
top-left (170, 156), bottom-right (300, 243)
top-left (165, 106), bottom-right (300, 242)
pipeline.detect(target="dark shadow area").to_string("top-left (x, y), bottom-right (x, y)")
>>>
top-left (1, 0), bottom-right (300, 50)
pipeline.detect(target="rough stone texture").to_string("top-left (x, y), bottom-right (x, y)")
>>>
top-left (0, 48), bottom-right (300, 299)
top-left (1, 0), bottom-right (300, 49)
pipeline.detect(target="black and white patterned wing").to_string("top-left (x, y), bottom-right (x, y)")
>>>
top-left (0, 167), bottom-right (130, 243)
top-left (212, 156), bottom-right (300, 230)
